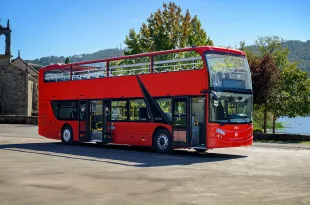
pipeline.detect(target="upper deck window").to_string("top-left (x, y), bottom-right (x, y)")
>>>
top-left (44, 69), bottom-right (71, 82)
top-left (206, 54), bottom-right (252, 90)
top-left (72, 62), bottom-right (107, 80)
top-left (44, 62), bottom-right (107, 82)
top-left (154, 51), bottom-right (203, 73)
top-left (109, 56), bottom-right (150, 76)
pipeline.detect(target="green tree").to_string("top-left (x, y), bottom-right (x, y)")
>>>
top-left (243, 36), bottom-right (286, 133)
top-left (269, 62), bottom-right (310, 133)
top-left (65, 57), bottom-right (70, 64)
top-left (255, 36), bottom-right (290, 69)
top-left (124, 2), bottom-right (213, 55)
top-left (243, 36), bottom-right (310, 133)
top-left (248, 54), bottom-right (281, 133)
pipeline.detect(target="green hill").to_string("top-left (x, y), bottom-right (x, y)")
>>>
top-left (245, 40), bottom-right (310, 73)
top-left (29, 48), bottom-right (124, 66)
top-left (283, 40), bottom-right (310, 72)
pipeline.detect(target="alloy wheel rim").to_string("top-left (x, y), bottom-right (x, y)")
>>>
top-left (63, 129), bottom-right (71, 142)
top-left (157, 134), bottom-right (169, 150)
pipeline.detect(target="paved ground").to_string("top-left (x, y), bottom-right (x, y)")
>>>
top-left (0, 124), bottom-right (309, 205)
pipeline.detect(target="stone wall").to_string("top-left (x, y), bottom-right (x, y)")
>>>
top-left (0, 115), bottom-right (38, 125)
top-left (254, 133), bottom-right (310, 141)
top-left (10, 58), bottom-right (26, 70)
top-left (0, 64), bottom-right (28, 115)
top-left (11, 57), bottom-right (38, 75)
top-left (27, 79), bottom-right (33, 116)
top-left (31, 78), bottom-right (38, 116)
top-left (26, 76), bottom-right (38, 116)
top-left (0, 55), bottom-right (10, 66)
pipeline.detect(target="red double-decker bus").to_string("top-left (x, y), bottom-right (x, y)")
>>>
top-left (38, 46), bottom-right (253, 153)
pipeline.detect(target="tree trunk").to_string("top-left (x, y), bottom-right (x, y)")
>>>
top-left (263, 103), bottom-right (267, 133)
top-left (272, 114), bottom-right (276, 134)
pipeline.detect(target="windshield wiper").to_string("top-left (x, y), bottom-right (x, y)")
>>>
top-left (233, 118), bottom-right (251, 124)
top-left (219, 118), bottom-right (251, 125)
top-left (219, 119), bottom-right (230, 126)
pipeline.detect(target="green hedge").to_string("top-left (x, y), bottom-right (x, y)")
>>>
top-left (253, 128), bottom-right (263, 134)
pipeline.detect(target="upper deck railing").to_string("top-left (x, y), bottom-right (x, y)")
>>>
top-left (43, 46), bottom-right (245, 83)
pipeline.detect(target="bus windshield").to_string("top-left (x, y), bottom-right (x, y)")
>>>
top-left (209, 92), bottom-right (252, 123)
top-left (206, 53), bottom-right (252, 90)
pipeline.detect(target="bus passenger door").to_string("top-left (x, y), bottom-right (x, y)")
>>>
top-left (78, 100), bottom-right (90, 141)
top-left (172, 98), bottom-right (191, 147)
top-left (102, 100), bottom-right (112, 143)
top-left (89, 100), bottom-right (103, 142)
top-left (191, 97), bottom-right (206, 148)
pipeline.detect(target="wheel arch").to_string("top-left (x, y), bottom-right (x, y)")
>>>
top-left (61, 123), bottom-right (74, 143)
top-left (152, 125), bottom-right (171, 145)
top-left (61, 123), bottom-right (72, 131)
top-left (61, 123), bottom-right (74, 139)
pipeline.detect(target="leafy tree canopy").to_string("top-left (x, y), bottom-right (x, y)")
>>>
top-left (242, 36), bottom-right (310, 133)
top-left (124, 2), bottom-right (213, 55)
top-left (65, 57), bottom-right (70, 64)
top-left (269, 62), bottom-right (310, 119)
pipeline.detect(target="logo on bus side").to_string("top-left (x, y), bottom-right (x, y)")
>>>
top-left (235, 132), bottom-right (238, 137)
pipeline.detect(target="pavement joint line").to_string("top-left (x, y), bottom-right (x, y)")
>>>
top-left (2, 147), bottom-right (142, 166)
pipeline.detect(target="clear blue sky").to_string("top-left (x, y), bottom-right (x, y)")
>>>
top-left (1, 0), bottom-right (309, 60)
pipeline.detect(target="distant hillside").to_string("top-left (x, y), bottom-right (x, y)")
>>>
top-left (29, 48), bottom-right (124, 66)
top-left (29, 40), bottom-right (310, 72)
top-left (283, 40), bottom-right (310, 72)
top-left (246, 40), bottom-right (310, 72)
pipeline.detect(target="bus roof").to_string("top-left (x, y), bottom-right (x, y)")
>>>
top-left (43, 46), bottom-right (246, 71)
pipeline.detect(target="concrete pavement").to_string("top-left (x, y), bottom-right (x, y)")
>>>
top-left (0, 124), bottom-right (309, 205)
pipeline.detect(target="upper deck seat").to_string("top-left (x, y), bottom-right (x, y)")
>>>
top-left (81, 75), bottom-right (88, 80)
top-left (72, 75), bottom-right (80, 80)
top-left (64, 76), bottom-right (70, 81)
top-left (98, 72), bottom-right (105, 78)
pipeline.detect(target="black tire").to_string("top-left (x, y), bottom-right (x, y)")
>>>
top-left (61, 125), bottom-right (73, 144)
top-left (153, 129), bottom-right (173, 154)
top-left (194, 148), bottom-right (206, 154)
top-left (96, 142), bottom-right (107, 146)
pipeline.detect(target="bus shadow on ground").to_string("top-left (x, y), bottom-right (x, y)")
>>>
top-left (0, 142), bottom-right (247, 167)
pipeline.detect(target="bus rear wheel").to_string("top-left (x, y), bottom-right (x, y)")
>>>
top-left (61, 125), bottom-right (73, 144)
top-left (153, 129), bottom-right (173, 154)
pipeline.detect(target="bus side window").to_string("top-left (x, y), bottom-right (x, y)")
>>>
top-left (111, 101), bottom-right (128, 120)
top-left (129, 99), bottom-right (150, 121)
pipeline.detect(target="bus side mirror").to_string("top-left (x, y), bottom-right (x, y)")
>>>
top-left (210, 91), bottom-right (219, 101)
top-left (200, 89), bottom-right (219, 106)
top-left (200, 89), bottom-right (219, 101)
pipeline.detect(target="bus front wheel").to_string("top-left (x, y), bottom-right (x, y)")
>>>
top-left (61, 125), bottom-right (73, 144)
top-left (194, 148), bottom-right (206, 154)
top-left (153, 129), bottom-right (173, 154)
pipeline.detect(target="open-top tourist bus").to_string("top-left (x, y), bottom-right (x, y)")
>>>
top-left (38, 46), bottom-right (253, 153)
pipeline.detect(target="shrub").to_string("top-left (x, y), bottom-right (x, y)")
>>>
top-left (253, 128), bottom-right (263, 134)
